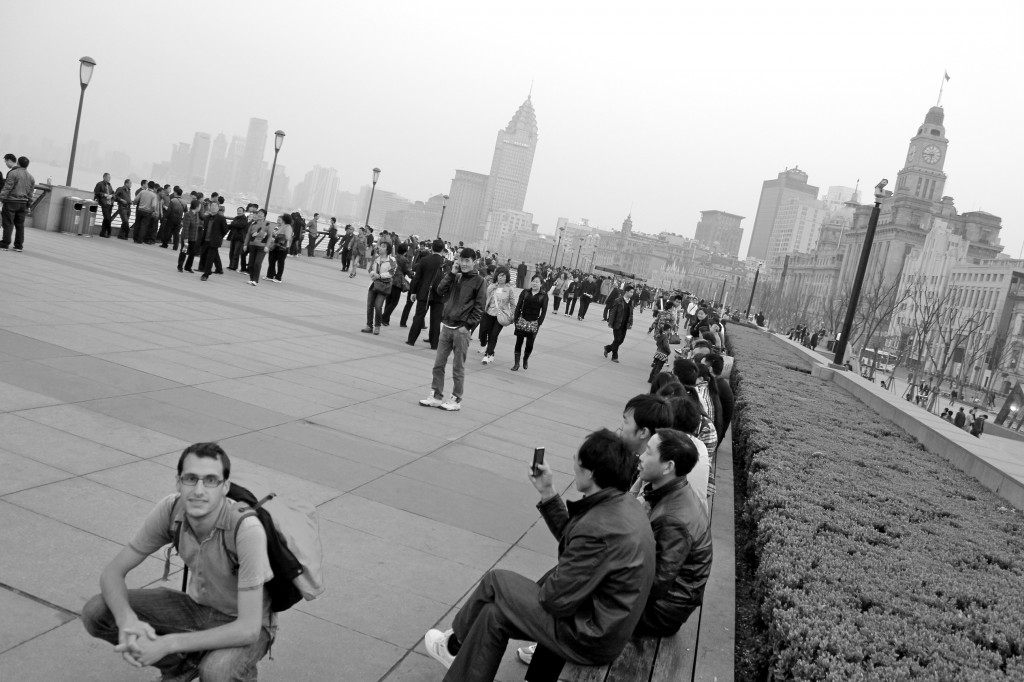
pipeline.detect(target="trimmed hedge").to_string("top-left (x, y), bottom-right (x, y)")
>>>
top-left (730, 325), bottom-right (1024, 680)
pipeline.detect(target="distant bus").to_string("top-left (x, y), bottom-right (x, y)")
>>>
top-left (859, 348), bottom-right (895, 373)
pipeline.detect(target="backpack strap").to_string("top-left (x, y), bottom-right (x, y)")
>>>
top-left (162, 496), bottom-right (258, 590)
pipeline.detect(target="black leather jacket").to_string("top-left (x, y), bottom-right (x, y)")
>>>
top-left (639, 476), bottom-right (713, 635)
top-left (537, 488), bottom-right (655, 664)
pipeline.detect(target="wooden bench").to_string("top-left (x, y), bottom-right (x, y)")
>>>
top-left (548, 426), bottom-right (736, 682)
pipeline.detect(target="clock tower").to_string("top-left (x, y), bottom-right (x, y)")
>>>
top-left (893, 106), bottom-right (949, 203)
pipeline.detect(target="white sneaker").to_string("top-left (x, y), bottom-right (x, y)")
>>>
top-left (439, 395), bottom-right (462, 411)
top-left (419, 394), bottom-right (444, 408)
top-left (481, 355), bottom-right (492, 364)
top-left (517, 643), bottom-right (536, 664)
top-left (423, 628), bottom-right (456, 669)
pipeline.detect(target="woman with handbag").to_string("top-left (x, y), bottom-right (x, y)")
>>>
top-left (362, 240), bottom-right (396, 335)
top-left (478, 267), bottom-right (517, 365)
top-left (511, 275), bottom-right (549, 371)
top-left (265, 213), bottom-right (293, 283)
top-left (647, 298), bottom-right (679, 383)
top-left (563, 276), bottom-right (579, 317)
top-left (381, 243), bottom-right (413, 326)
top-left (244, 209), bottom-right (271, 286)
top-left (552, 273), bottom-right (569, 312)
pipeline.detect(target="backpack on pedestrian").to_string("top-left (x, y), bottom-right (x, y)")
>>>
top-left (163, 482), bottom-right (325, 612)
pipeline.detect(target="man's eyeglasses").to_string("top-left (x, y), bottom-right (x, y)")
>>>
top-left (178, 474), bottom-right (225, 488)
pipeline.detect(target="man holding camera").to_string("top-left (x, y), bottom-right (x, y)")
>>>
top-left (423, 428), bottom-right (655, 681)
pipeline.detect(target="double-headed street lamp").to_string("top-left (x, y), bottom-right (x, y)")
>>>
top-left (554, 225), bottom-right (566, 266)
top-left (264, 130), bottom-right (286, 212)
top-left (66, 56), bottom-right (97, 186)
top-left (833, 179), bottom-right (888, 367)
top-left (363, 167), bottom-right (381, 231)
top-left (436, 194), bottom-right (448, 239)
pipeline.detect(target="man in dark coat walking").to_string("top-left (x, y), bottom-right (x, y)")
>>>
top-left (953, 407), bottom-right (967, 429)
top-left (604, 285), bottom-right (634, 363)
top-left (407, 238), bottom-right (447, 349)
top-left (200, 205), bottom-right (228, 280)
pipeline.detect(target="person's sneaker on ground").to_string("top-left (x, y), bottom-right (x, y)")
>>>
top-left (419, 393), bottom-right (444, 408)
top-left (423, 628), bottom-right (456, 669)
top-left (517, 643), bottom-right (536, 664)
top-left (439, 395), bottom-right (462, 411)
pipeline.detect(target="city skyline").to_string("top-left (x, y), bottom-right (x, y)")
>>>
top-left (4, 1), bottom-right (1022, 259)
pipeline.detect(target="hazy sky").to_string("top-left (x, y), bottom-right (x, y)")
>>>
top-left (5, 0), bottom-right (1023, 258)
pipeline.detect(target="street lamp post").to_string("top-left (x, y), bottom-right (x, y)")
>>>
top-left (363, 167), bottom-right (381, 231)
top-left (66, 56), bottom-right (96, 186)
top-left (833, 179), bottom-right (888, 367)
top-left (264, 130), bottom-right (286, 212)
top-left (745, 264), bottom-right (761, 318)
top-left (574, 244), bottom-right (583, 269)
top-left (435, 194), bottom-right (448, 239)
top-left (554, 225), bottom-right (565, 267)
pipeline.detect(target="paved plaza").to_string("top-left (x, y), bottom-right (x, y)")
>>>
top-left (0, 231), bottom-right (655, 681)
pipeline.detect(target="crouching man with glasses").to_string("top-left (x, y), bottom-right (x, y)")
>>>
top-left (82, 443), bottom-right (274, 681)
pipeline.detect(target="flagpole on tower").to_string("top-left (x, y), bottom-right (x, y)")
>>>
top-left (937, 70), bottom-right (950, 107)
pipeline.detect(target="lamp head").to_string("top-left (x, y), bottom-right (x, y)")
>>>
top-left (874, 179), bottom-right (888, 202)
top-left (79, 56), bottom-right (97, 87)
top-left (442, 194), bottom-right (449, 205)
top-left (274, 130), bottom-right (285, 152)
top-left (372, 168), bottom-right (381, 184)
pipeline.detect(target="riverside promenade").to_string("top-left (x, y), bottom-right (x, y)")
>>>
top-left (0, 231), bottom-right (651, 681)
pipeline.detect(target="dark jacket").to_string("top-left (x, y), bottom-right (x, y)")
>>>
top-left (435, 268), bottom-right (487, 329)
top-left (410, 252), bottom-right (445, 300)
top-left (93, 180), bottom-right (114, 206)
top-left (954, 410), bottom-right (967, 428)
top-left (608, 296), bottom-right (634, 331)
top-left (715, 375), bottom-right (734, 439)
top-left (227, 215), bottom-right (249, 242)
top-left (204, 214), bottom-right (228, 248)
top-left (638, 477), bottom-right (713, 635)
top-left (537, 489), bottom-right (655, 663)
top-left (604, 287), bottom-right (621, 307)
top-left (515, 289), bottom-right (549, 330)
top-left (114, 186), bottom-right (132, 208)
top-left (580, 279), bottom-right (598, 299)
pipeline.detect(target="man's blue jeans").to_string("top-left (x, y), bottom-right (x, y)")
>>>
top-left (81, 588), bottom-right (271, 682)
top-left (431, 325), bottom-right (470, 400)
top-left (0, 200), bottom-right (28, 249)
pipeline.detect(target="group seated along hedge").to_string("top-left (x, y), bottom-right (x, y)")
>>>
top-left (729, 325), bottom-right (1024, 680)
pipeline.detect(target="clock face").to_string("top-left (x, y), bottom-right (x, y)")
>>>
top-left (907, 145), bottom-right (917, 164)
top-left (922, 145), bottom-right (941, 164)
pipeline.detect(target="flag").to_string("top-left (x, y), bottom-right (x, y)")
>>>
top-left (944, 70), bottom-right (950, 81)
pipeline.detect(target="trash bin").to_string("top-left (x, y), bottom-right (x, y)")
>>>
top-left (60, 197), bottom-right (99, 236)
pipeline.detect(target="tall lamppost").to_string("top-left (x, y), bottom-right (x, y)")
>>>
top-left (66, 56), bottom-right (97, 186)
top-left (745, 263), bottom-right (761, 318)
top-left (554, 225), bottom-right (565, 267)
top-left (436, 194), bottom-right (448, 239)
top-left (833, 179), bottom-right (888, 367)
top-left (363, 167), bottom-right (381, 231)
top-left (264, 130), bottom-right (285, 212)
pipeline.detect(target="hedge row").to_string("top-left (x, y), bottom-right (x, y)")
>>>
top-left (729, 325), bottom-right (1024, 680)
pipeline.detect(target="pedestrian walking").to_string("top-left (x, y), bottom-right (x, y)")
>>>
top-left (200, 205), bottom-right (227, 281)
top-left (245, 209), bottom-right (271, 286)
top-left (326, 218), bottom-right (339, 259)
top-left (406, 239), bottom-right (446, 349)
top-left (382, 243), bottom-right (413, 326)
top-left (349, 227), bottom-right (367, 278)
top-left (564, 276), bottom-right (579, 317)
top-left (511, 275), bottom-right (549, 371)
top-left (266, 214), bottom-right (293, 283)
top-left (176, 200), bottom-right (201, 273)
top-left (418, 248), bottom-right (487, 411)
top-left (478, 267), bottom-right (517, 365)
top-left (226, 207), bottom-right (249, 272)
top-left (362, 241), bottom-right (397, 335)
top-left (306, 213), bottom-right (319, 257)
top-left (93, 172), bottom-right (115, 238)
top-left (114, 179), bottom-right (132, 239)
top-left (0, 156), bottom-right (35, 252)
top-left (604, 285), bottom-right (635, 363)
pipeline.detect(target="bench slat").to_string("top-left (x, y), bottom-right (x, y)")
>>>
top-left (605, 636), bottom-right (659, 681)
top-left (650, 613), bottom-right (700, 682)
top-left (559, 662), bottom-right (610, 682)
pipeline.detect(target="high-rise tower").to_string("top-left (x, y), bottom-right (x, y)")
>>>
top-left (746, 167), bottom-right (819, 261)
top-left (239, 118), bottom-right (268, 195)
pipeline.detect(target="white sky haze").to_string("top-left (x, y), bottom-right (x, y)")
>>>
top-left (5, 0), bottom-right (1023, 257)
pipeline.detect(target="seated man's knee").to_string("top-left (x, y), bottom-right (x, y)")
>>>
top-left (197, 648), bottom-right (260, 682)
top-left (80, 593), bottom-right (114, 638)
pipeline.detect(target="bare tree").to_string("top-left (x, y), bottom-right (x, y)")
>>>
top-left (925, 307), bottom-right (993, 414)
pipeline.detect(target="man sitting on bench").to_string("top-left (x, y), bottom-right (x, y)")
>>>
top-left (422, 428), bottom-right (655, 682)
top-left (519, 428), bottom-right (712, 670)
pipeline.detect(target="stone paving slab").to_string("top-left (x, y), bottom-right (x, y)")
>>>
top-left (0, 232), bottom-right (656, 680)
